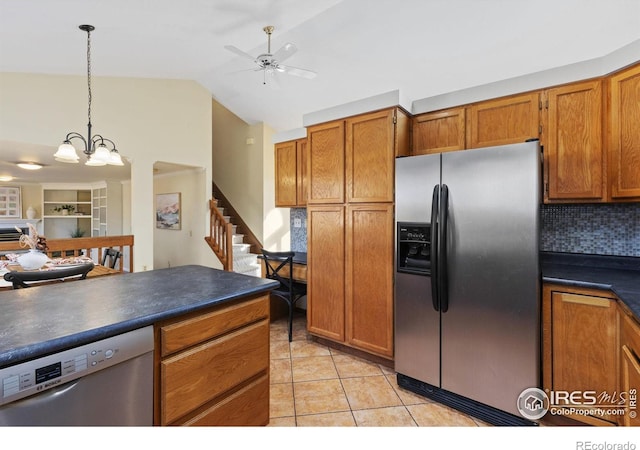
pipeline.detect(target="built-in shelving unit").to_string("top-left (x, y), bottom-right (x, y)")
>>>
top-left (40, 182), bottom-right (122, 239)
top-left (41, 184), bottom-right (93, 239)
top-left (92, 186), bottom-right (107, 237)
top-left (92, 181), bottom-right (122, 237)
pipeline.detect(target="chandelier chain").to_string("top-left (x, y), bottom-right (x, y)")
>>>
top-left (55, 24), bottom-right (123, 166)
top-left (87, 27), bottom-right (92, 125)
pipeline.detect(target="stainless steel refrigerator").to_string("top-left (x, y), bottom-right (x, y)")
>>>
top-left (394, 141), bottom-right (540, 426)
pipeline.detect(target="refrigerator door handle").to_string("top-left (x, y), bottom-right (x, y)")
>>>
top-left (440, 184), bottom-right (449, 313)
top-left (430, 185), bottom-right (440, 312)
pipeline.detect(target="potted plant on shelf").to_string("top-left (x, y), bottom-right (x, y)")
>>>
top-left (53, 204), bottom-right (75, 216)
top-left (70, 227), bottom-right (86, 238)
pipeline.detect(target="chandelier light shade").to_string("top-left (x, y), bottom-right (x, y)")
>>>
top-left (54, 24), bottom-right (124, 167)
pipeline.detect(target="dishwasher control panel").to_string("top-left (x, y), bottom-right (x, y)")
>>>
top-left (0, 326), bottom-right (153, 407)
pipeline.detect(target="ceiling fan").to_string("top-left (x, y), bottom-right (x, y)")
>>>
top-left (225, 26), bottom-right (317, 85)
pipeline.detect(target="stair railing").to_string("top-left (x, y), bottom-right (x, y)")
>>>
top-left (205, 199), bottom-right (234, 271)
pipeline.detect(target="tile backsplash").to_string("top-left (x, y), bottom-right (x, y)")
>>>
top-left (291, 203), bottom-right (640, 257)
top-left (541, 203), bottom-right (640, 257)
top-left (290, 208), bottom-right (307, 252)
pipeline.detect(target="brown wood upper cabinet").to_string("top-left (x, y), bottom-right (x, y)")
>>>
top-left (542, 79), bottom-right (604, 202)
top-left (274, 138), bottom-right (307, 207)
top-left (307, 107), bottom-right (409, 205)
top-left (466, 92), bottom-right (540, 149)
top-left (608, 63), bottom-right (640, 201)
top-left (412, 107), bottom-right (466, 155)
top-left (307, 120), bottom-right (345, 204)
top-left (346, 108), bottom-right (409, 202)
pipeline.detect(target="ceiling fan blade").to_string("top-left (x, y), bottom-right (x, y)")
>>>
top-left (224, 45), bottom-right (257, 62)
top-left (277, 64), bottom-right (317, 80)
top-left (272, 42), bottom-right (297, 63)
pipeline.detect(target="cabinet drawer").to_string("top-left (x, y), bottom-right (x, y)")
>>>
top-left (160, 319), bottom-right (269, 424)
top-left (159, 294), bottom-right (269, 356)
top-left (181, 374), bottom-right (269, 426)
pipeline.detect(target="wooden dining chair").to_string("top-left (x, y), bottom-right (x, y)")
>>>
top-left (3, 263), bottom-right (95, 289)
top-left (102, 248), bottom-right (121, 270)
top-left (261, 249), bottom-right (307, 342)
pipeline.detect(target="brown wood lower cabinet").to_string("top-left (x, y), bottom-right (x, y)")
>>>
top-left (307, 204), bottom-right (394, 360)
top-left (543, 284), bottom-right (619, 426)
top-left (307, 205), bottom-right (345, 342)
top-left (620, 311), bottom-right (640, 426)
top-left (154, 294), bottom-right (270, 426)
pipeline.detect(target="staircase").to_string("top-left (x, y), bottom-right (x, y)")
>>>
top-left (205, 185), bottom-right (262, 277)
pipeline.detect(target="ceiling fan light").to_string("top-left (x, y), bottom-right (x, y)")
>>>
top-left (53, 142), bottom-right (80, 163)
top-left (107, 150), bottom-right (124, 166)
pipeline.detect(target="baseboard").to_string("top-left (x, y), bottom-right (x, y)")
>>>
top-left (397, 373), bottom-right (538, 426)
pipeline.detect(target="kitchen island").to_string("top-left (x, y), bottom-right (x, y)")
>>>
top-left (0, 265), bottom-right (279, 426)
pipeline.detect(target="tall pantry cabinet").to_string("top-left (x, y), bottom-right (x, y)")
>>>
top-left (306, 107), bottom-right (409, 359)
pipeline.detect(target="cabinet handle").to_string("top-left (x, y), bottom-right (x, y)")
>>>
top-left (622, 345), bottom-right (640, 372)
top-left (559, 293), bottom-right (611, 307)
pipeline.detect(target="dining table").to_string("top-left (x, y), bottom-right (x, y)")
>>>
top-left (0, 261), bottom-right (120, 291)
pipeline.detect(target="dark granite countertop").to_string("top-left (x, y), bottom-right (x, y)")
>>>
top-left (0, 265), bottom-right (278, 369)
top-left (541, 252), bottom-right (640, 320)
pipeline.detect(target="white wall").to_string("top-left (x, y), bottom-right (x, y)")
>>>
top-left (212, 99), bottom-right (288, 250)
top-left (153, 167), bottom-right (221, 270)
top-left (0, 73), bottom-right (213, 271)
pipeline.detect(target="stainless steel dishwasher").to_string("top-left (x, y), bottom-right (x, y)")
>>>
top-left (0, 326), bottom-right (154, 426)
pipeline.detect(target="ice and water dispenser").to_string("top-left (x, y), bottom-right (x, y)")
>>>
top-left (396, 222), bottom-right (431, 275)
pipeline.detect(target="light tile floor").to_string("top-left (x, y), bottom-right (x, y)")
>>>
top-left (269, 313), bottom-right (490, 427)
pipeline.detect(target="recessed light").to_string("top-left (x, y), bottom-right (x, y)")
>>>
top-left (16, 162), bottom-right (43, 170)
top-left (0, 175), bottom-right (14, 182)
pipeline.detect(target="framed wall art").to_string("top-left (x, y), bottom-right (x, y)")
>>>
top-left (0, 186), bottom-right (21, 218)
top-left (155, 192), bottom-right (181, 230)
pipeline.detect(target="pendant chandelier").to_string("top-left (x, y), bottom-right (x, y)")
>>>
top-left (54, 25), bottom-right (123, 166)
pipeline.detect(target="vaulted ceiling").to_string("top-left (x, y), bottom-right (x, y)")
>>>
top-left (1, 0), bottom-right (639, 182)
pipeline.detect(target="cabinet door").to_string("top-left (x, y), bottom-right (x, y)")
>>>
top-left (544, 80), bottom-right (604, 201)
top-left (620, 312), bottom-right (640, 426)
top-left (307, 205), bottom-right (345, 341)
top-left (412, 107), bottom-right (466, 155)
top-left (608, 63), bottom-right (640, 200)
top-left (467, 92), bottom-right (540, 149)
top-left (345, 203), bottom-right (394, 357)
top-left (274, 140), bottom-right (298, 207)
top-left (307, 120), bottom-right (345, 204)
top-left (297, 139), bottom-right (308, 206)
top-left (621, 345), bottom-right (640, 426)
top-left (345, 109), bottom-right (395, 203)
top-left (550, 290), bottom-right (618, 424)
